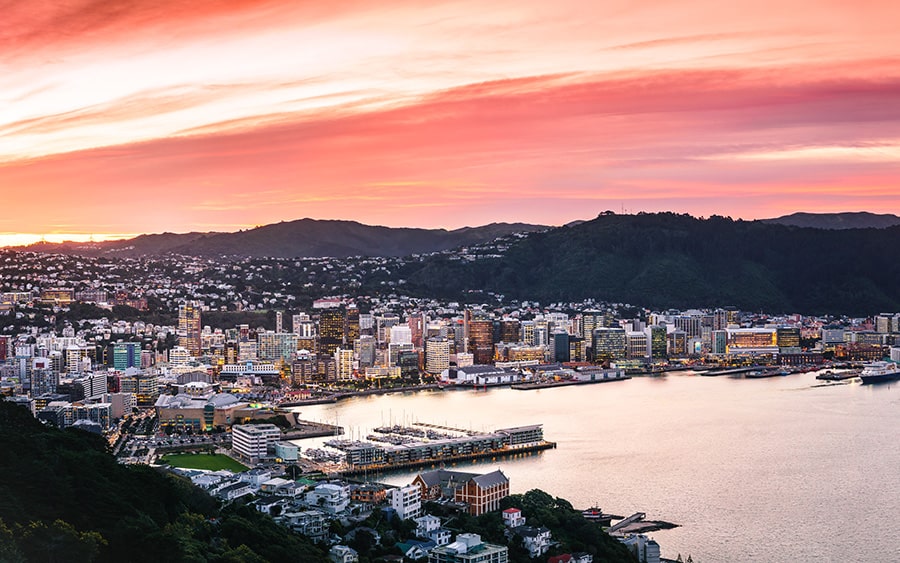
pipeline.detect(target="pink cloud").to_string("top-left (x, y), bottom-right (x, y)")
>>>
top-left (3, 63), bottom-right (900, 232)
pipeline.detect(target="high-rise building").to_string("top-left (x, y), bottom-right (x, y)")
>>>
top-left (355, 335), bottom-right (376, 368)
top-left (626, 332), bottom-right (649, 360)
top-left (425, 338), bottom-right (451, 374)
top-left (592, 327), bottom-right (626, 361)
top-left (467, 320), bottom-right (494, 365)
top-left (319, 310), bottom-right (345, 356)
top-left (178, 302), bottom-right (202, 356)
top-left (113, 342), bottom-right (141, 371)
top-left (334, 348), bottom-right (355, 380)
top-left (552, 332), bottom-right (570, 363)
top-left (776, 327), bottom-right (801, 349)
top-left (345, 307), bottom-right (360, 344)
top-left (257, 331), bottom-right (298, 363)
top-left (646, 326), bottom-right (667, 360)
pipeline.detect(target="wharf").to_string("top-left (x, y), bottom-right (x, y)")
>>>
top-left (279, 384), bottom-right (441, 407)
top-left (701, 366), bottom-right (766, 377)
top-left (339, 441), bottom-right (557, 477)
top-left (816, 370), bottom-right (859, 381)
top-left (282, 420), bottom-right (344, 440)
top-left (511, 376), bottom-right (630, 390)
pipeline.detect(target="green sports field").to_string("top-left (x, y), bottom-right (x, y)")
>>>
top-left (161, 453), bottom-right (249, 472)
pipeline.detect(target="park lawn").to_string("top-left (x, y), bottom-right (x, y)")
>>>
top-left (161, 453), bottom-right (249, 472)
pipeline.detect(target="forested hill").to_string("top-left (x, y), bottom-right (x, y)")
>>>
top-left (0, 401), bottom-right (325, 563)
top-left (399, 212), bottom-right (900, 315)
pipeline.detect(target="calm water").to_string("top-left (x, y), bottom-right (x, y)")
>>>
top-left (293, 372), bottom-right (900, 562)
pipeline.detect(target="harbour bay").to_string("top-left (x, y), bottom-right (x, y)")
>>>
top-left (294, 372), bottom-right (900, 562)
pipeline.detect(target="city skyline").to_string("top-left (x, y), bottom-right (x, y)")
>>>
top-left (2, 0), bottom-right (899, 239)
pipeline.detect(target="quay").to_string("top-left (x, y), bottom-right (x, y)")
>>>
top-left (815, 370), bottom-right (859, 381)
top-left (281, 419), bottom-right (344, 440)
top-left (511, 375), bottom-right (630, 390)
top-left (339, 440), bottom-right (556, 477)
top-left (329, 424), bottom-right (554, 476)
top-left (701, 366), bottom-right (766, 377)
top-left (279, 384), bottom-right (442, 407)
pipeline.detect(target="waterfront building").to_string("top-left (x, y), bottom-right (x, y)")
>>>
top-left (568, 337), bottom-right (585, 362)
top-left (618, 534), bottom-right (661, 563)
top-left (646, 326), bottom-right (667, 359)
top-left (626, 332), bottom-right (648, 360)
top-left (776, 327), bottom-right (801, 349)
top-left (725, 328), bottom-right (778, 356)
top-left (426, 338), bottom-right (451, 375)
top-left (232, 423), bottom-right (281, 464)
top-left (553, 332), bottom-right (570, 363)
top-left (466, 317), bottom-right (494, 365)
top-left (592, 328), bottom-right (626, 361)
top-left (428, 533), bottom-right (508, 563)
top-left (156, 393), bottom-right (268, 432)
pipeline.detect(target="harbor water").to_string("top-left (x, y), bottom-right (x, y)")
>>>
top-left (293, 372), bottom-right (900, 562)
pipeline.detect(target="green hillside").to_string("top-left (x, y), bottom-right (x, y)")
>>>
top-left (0, 401), bottom-right (324, 563)
top-left (399, 212), bottom-right (900, 315)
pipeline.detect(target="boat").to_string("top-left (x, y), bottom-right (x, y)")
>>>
top-left (745, 368), bottom-right (790, 379)
top-left (859, 361), bottom-right (900, 384)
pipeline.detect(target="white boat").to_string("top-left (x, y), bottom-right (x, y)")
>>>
top-left (859, 361), bottom-right (900, 384)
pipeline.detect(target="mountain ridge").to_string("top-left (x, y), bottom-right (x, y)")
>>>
top-left (10, 219), bottom-right (547, 258)
top-left (762, 211), bottom-right (900, 229)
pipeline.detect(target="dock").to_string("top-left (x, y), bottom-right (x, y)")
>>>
top-left (511, 375), bottom-right (630, 390)
top-left (339, 441), bottom-right (557, 476)
top-left (701, 366), bottom-right (766, 377)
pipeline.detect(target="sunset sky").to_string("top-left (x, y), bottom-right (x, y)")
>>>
top-left (2, 0), bottom-right (899, 241)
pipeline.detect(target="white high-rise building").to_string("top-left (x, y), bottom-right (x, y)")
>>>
top-left (232, 424), bottom-right (281, 464)
top-left (391, 484), bottom-right (422, 520)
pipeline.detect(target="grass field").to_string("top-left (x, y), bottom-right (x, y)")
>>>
top-left (161, 453), bottom-right (248, 472)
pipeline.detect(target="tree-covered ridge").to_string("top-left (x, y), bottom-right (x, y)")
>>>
top-left (0, 401), bottom-right (325, 563)
top-left (399, 213), bottom-right (900, 315)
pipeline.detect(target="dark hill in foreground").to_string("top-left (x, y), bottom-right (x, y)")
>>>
top-left (13, 219), bottom-right (546, 258)
top-left (398, 212), bottom-right (900, 315)
top-left (0, 401), bottom-right (324, 563)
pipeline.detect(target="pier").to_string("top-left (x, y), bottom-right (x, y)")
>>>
top-left (339, 441), bottom-right (557, 477)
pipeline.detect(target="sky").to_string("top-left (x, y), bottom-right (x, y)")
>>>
top-left (1, 0), bottom-right (899, 241)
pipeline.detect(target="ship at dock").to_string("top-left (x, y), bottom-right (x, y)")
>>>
top-left (859, 361), bottom-right (900, 384)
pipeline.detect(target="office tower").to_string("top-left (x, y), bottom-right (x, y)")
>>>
top-left (318, 310), bottom-right (345, 356)
top-left (355, 335), bottom-right (376, 368)
top-left (345, 307), bottom-right (360, 344)
top-left (553, 332), bottom-right (570, 363)
top-left (592, 327), bottom-right (626, 361)
top-left (276, 311), bottom-right (283, 333)
top-left (467, 320), bottom-right (494, 365)
top-left (113, 342), bottom-right (141, 371)
top-left (178, 302), bottom-right (202, 356)
top-left (646, 326), bottom-right (668, 359)
top-left (425, 338), bottom-right (450, 374)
